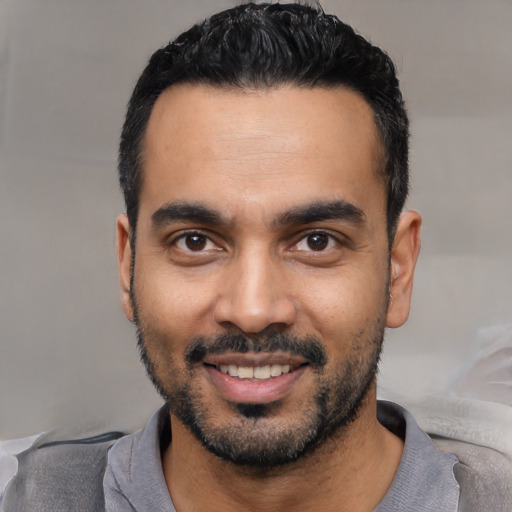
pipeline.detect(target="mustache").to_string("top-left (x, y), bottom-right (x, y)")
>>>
top-left (185, 332), bottom-right (327, 368)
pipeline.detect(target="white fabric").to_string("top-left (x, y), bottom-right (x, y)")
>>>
top-left (381, 324), bottom-right (512, 457)
top-left (0, 433), bottom-right (43, 506)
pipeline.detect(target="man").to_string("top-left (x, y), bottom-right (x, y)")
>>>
top-left (108, 2), bottom-right (450, 510)
top-left (1, 3), bottom-right (505, 511)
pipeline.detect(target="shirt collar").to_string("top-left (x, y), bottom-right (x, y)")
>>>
top-left (375, 401), bottom-right (460, 511)
top-left (104, 401), bottom-right (460, 512)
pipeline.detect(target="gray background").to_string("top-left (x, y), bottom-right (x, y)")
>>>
top-left (1, 0), bottom-right (511, 438)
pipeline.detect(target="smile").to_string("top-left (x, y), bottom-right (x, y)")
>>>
top-left (216, 364), bottom-right (293, 380)
top-left (203, 354), bottom-right (309, 404)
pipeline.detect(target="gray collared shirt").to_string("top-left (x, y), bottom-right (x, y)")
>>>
top-left (103, 401), bottom-right (460, 511)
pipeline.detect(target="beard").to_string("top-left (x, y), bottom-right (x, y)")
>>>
top-left (134, 314), bottom-right (384, 468)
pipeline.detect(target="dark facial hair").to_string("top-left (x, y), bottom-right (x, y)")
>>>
top-left (136, 326), bottom-right (382, 467)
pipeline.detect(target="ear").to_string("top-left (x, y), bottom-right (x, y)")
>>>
top-left (386, 210), bottom-right (422, 328)
top-left (116, 214), bottom-right (135, 322)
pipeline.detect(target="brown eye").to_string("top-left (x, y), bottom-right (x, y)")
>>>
top-left (184, 234), bottom-right (207, 251)
top-left (306, 233), bottom-right (329, 251)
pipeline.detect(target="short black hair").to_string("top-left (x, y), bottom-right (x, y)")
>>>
top-left (119, 2), bottom-right (409, 239)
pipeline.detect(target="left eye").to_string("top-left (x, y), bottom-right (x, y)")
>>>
top-left (294, 233), bottom-right (337, 252)
top-left (174, 233), bottom-right (217, 252)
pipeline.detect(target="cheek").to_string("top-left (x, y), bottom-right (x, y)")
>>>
top-left (133, 263), bottom-right (219, 346)
top-left (296, 268), bottom-right (388, 341)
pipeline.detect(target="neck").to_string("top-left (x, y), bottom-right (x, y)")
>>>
top-left (162, 390), bottom-right (403, 512)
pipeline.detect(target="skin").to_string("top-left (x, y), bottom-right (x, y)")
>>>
top-left (117, 84), bottom-right (421, 511)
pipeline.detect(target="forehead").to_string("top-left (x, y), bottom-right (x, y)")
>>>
top-left (140, 84), bottom-right (386, 224)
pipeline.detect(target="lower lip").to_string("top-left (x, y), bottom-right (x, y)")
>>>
top-left (204, 365), bottom-right (308, 404)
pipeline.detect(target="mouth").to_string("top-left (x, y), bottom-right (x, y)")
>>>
top-left (202, 353), bottom-right (310, 404)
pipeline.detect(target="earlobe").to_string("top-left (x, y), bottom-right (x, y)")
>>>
top-left (386, 210), bottom-right (422, 328)
top-left (116, 214), bottom-right (135, 322)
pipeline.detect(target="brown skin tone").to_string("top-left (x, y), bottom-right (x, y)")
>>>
top-left (117, 85), bottom-right (421, 511)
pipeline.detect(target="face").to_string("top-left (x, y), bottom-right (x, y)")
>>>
top-left (117, 85), bottom-right (420, 466)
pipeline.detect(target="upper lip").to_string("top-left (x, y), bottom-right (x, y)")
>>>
top-left (202, 351), bottom-right (308, 368)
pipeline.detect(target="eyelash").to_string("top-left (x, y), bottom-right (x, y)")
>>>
top-left (291, 230), bottom-right (346, 253)
top-left (169, 229), bottom-right (345, 254)
top-left (171, 230), bottom-right (220, 252)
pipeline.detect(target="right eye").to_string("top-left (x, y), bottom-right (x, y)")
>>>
top-left (173, 232), bottom-right (219, 252)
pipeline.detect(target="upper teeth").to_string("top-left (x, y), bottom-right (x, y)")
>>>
top-left (218, 364), bottom-right (291, 379)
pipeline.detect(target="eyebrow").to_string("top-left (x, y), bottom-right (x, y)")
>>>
top-left (151, 202), bottom-right (227, 228)
top-left (151, 199), bottom-right (365, 230)
top-left (275, 200), bottom-right (365, 228)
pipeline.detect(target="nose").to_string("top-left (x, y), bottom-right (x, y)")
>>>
top-left (213, 250), bottom-right (297, 334)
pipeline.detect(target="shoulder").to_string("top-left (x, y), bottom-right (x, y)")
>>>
top-left (1, 430), bottom-right (123, 512)
top-left (376, 401), bottom-right (460, 512)
top-left (434, 434), bottom-right (512, 512)
top-left (382, 396), bottom-right (512, 512)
